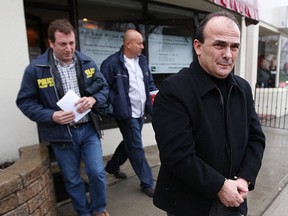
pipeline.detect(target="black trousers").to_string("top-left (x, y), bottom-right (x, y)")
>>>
top-left (167, 199), bottom-right (245, 216)
top-left (105, 141), bottom-right (128, 173)
top-left (209, 199), bottom-right (244, 216)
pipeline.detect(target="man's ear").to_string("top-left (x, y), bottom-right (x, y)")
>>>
top-left (193, 39), bottom-right (202, 56)
top-left (48, 39), bottom-right (54, 49)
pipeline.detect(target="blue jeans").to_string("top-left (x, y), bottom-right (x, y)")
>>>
top-left (116, 117), bottom-right (154, 189)
top-left (51, 122), bottom-right (106, 216)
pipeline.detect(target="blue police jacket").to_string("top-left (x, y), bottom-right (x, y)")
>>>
top-left (16, 49), bottom-right (109, 142)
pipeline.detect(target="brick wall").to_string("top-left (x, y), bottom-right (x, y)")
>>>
top-left (0, 144), bottom-right (57, 216)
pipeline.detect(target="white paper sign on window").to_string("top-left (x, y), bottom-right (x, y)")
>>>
top-left (148, 33), bottom-right (193, 74)
top-left (79, 27), bottom-right (123, 68)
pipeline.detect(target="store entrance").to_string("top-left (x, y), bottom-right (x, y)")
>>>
top-left (24, 0), bottom-right (74, 61)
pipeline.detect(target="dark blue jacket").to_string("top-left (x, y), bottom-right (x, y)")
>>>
top-left (100, 46), bottom-right (157, 120)
top-left (16, 49), bottom-right (109, 142)
top-left (152, 59), bottom-right (265, 216)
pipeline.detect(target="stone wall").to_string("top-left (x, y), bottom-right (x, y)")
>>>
top-left (0, 144), bottom-right (57, 216)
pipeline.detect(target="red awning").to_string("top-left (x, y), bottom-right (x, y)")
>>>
top-left (209, 0), bottom-right (259, 22)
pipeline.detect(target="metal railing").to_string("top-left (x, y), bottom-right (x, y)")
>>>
top-left (254, 87), bottom-right (288, 129)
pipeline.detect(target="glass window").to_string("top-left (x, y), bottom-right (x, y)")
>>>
top-left (147, 4), bottom-right (195, 74)
top-left (279, 36), bottom-right (288, 87)
top-left (257, 35), bottom-right (279, 88)
top-left (78, 0), bottom-right (205, 73)
top-left (24, 0), bottom-right (208, 129)
top-left (78, 0), bottom-right (143, 68)
top-left (24, 0), bottom-right (70, 60)
top-left (77, 0), bottom-right (206, 128)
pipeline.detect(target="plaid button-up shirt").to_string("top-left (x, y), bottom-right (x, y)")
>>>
top-left (54, 55), bottom-right (89, 123)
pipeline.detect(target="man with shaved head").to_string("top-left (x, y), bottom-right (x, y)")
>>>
top-left (101, 29), bottom-right (158, 197)
top-left (152, 11), bottom-right (265, 216)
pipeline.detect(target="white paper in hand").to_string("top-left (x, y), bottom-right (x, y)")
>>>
top-left (56, 90), bottom-right (91, 122)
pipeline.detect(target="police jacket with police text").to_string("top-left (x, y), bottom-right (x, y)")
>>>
top-left (16, 49), bottom-right (109, 142)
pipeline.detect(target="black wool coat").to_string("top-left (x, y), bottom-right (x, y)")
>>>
top-left (152, 59), bottom-right (265, 216)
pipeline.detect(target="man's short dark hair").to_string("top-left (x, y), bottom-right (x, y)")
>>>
top-left (192, 11), bottom-right (240, 60)
top-left (194, 10), bottom-right (240, 43)
top-left (48, 19), bottom-right (76, 42)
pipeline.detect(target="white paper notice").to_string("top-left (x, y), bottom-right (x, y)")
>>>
top-left (56, 90), bottom-right (91, 122)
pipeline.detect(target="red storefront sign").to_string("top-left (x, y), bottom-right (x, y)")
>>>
top-left (209, 0), bottom-right (259, 22)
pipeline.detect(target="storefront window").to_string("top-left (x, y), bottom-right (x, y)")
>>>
top-left (147, 4), bottom-right (195, 74)
top-left (78, 0), bottom-right (204, 73)
top-left (78, 0), bottom-right (143, 68)
top-left (279, 36), bottom-right (288, 87)
top-left (77, 0), bottom-right (205, 127)
top-left (257, 35), bottom-right (279, 88)
top-left (24, 0), bottom-right (209, 128)
top-left (24, 0), bottom-right (70, 61)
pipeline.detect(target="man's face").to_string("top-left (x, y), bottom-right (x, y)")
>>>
top-left (49, 30), bottom-right (76, 64)
top-left (127, 33), bottom-right (144, 57)
top-left (194, 16), bottom-right (240, 79)
top-left (260, 59), bottom-right (269, 70)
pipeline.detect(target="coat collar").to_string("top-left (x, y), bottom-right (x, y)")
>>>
top-left (33, 48), bottom-right (92, 67)
top-left (189, 59), bottom-right (241, 97)
top-left (118, 45), bottom-right (147, 64)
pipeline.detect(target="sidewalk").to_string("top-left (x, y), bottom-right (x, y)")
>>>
top-left (248, 126), bottom-right (288, 216)
top-left (57, 126), bottom-right (288, 216)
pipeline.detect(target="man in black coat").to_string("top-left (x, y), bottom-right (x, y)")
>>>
top-left (152, 11), bottom-right (265, 216)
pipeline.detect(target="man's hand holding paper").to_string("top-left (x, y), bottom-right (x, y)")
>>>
top-left (75, 96), bottom-right (96, 114)
top-left (56, 90), bottom-right (93, 123)
top-left (52, 110), bottom-right (75, 125)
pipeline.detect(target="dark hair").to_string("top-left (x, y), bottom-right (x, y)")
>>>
top-left (194, 11), bottom-right (240, 43)
top-left (48, 19), bottom-right (76, 42)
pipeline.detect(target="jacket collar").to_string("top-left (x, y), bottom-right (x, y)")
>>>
top-left (190, 58), bottom-right (240, 97)
top-left (118, 45), bottom-right (147, 64)
top-left (34, 48), bottom-right (91, 66)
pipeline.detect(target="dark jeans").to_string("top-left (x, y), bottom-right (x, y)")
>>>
top-left (167, 199), bottom-right (245, 216)
top-left (105, 140), bottom-right (128, 173)
top-left (111, 117), bottom-right (154, 189)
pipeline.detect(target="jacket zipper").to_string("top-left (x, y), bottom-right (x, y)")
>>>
top-left (42, 64), bottom-right (73, 141)
top-left (216, 87), bottom-right (226, 176)
top-left (216, 85), bottom-right (234, 179)
top-left (226, 85), bottom-right (234, 178)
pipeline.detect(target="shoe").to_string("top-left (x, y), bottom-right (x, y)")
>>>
top-left (141, 187), bottom-right (154, 197)
top-left (105, 167), bottom-right (127, 179)
top-left (113, 171), bottom-right (127, 179)
top-left (94, 210), bottom-right (110, 216)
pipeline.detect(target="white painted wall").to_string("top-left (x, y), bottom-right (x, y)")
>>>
top-left (254, 88), bottom-right (288, 117)
top-left (0, 0), bottom-right (38, 164)
top-left (245, 24), bottom-right (259, 95)
top-left (258, 0), bottom-right (288, 28)
top-left (236, 16), bottom-right (247, 79)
